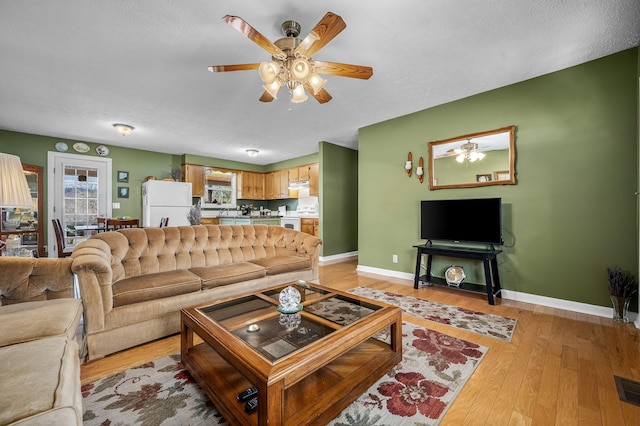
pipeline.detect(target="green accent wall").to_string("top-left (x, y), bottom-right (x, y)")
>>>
top-left (359, 48), bottom-right (638, 309)
top-left (319, 142), bottom-right (358, 256)
top-left (0, 132), bottom-right (332, 250)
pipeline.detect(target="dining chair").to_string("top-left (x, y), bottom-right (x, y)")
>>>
top-left (159, 217), bottom-right (169, 228)
top-left (97, 217), bottom-right (108, 232)
top-left (51, 219), bottom-right (74, 258)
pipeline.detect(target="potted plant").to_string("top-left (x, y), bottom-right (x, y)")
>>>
top-left (606, 266), bottom-right (638, 323)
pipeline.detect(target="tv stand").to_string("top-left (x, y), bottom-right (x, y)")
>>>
top-left (413, 243), bottom-right (503, 305)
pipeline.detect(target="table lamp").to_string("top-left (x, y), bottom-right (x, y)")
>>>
top-left (0, 153), bottom-right (33, 253)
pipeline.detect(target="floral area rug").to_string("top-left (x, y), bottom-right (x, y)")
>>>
top-left (82, 322), bottom-right (487, 426)
top-left (348, 286), bottom-right (516, 342)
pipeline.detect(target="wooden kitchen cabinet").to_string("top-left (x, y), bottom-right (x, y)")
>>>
top-left (265, 172), bottom-right (276, 199)
top-left (301, 217), bottom-right (319, 237)
top-left (240, 171), bottom-right (264, 200)
top-left (288, 167), bottom-right (299, 183)
top-left (182, 164), bottom-right (205, 197)
top-left (298, 165), bottom-right (311, 181)
top-left (309, 163), bottom-right (319, 196)
top-left (279, 169), bottom-right (290, 198)
top-left (200, 217), bottom-right (219, 225)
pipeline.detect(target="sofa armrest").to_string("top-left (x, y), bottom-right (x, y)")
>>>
top-left (71, 239), bottom-right (115, 333)
top-left (300, 235), bottom-right (322, 278)
top-left (0, 257), bottom-right (74, 305)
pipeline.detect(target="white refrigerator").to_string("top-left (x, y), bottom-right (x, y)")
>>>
top-left (142, 180), bottom-right (192, 227)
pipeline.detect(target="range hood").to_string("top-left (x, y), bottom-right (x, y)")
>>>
top-left (287, 181), bottom-right (309, 189)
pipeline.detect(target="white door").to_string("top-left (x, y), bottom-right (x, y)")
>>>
top-left (47, 152), bottom-right (112, 256)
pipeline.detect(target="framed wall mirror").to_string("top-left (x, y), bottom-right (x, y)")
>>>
top-left (428, 125), bottom-right (516, 190)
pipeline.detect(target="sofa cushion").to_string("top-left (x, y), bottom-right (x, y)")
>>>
top-left (0, 337), bottom-right (81, 425)
top-left (190, 262), bottom-right (266, 289)
top-left (112, 270), bottom-right (201, 307)
top-left (249, 255), bottom-right (312, 276)
top-left (0, 299), bottom-right (82, 348)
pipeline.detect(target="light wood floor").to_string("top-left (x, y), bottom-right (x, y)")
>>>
top-left (81, 258), bottom-right (640, 425)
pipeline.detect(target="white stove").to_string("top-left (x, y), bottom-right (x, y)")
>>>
top-left (281, 216), bottom-right (301, 231)
top-left (280, 196), bottom-right (318, 231)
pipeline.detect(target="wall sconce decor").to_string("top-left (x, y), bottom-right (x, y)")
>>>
top-left (405, 152), bottom-right (413, 177)
top-left (416, 157), bottom-right (424, 183)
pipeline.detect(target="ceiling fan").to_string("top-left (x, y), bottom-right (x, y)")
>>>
top-left (208, 12), bottom-right (373, 104)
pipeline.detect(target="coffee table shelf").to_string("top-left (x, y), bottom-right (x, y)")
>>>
top-left (181, 282), bottom-right (402, 426)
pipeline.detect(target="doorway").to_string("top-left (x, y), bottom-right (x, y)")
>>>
top-left (47, 152), bottom-right (112, 257)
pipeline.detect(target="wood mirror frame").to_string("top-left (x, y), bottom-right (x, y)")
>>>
top-left (428, 125), bottom-right (516, 190)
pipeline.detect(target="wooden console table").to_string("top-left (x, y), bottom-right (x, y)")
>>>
top-left (413, 244), bottom-right (503, 305)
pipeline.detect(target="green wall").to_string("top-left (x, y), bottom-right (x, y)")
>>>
top-left (359, 48), bottom-right (638, 308)
top-left (0, 132), bottom-right (332, 249)
top-left (0, 131), bottom-right (182, 243)
top-left (319, 142), bottom-right (358, 256)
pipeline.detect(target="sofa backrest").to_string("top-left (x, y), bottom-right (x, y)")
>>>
top-left (73, 224), bottom-right (317, 284)
top-left (0, 257), bottom-right (75, 305)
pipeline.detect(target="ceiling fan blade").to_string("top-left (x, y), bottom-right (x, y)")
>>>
top-left (259, 91), bottom-right (275, 102)
top-left (294, 12), bottom-right (346, 57)
top-left (304, 84), bottom-right (332, 104)
top-left (223, 15), bottom-right (285, 58)
top-left (313, 61), bottom-right (373, 79)
top-left (208, 63), bottom-right (260, 73)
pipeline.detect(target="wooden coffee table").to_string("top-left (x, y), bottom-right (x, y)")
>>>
top-left (181, 281), bottom-right (402, 426)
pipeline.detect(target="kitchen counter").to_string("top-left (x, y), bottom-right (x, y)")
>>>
top-left (218, 216), bottom-right (281, 226)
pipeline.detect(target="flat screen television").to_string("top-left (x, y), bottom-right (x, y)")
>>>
top-left (420, 198), bottom-right (503, 245)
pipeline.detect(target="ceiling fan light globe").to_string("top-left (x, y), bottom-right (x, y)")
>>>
top-left (308, 73), bottom-right (327, 94)
top-left (291, 58), bottom-right (311, 81)
top-left (291, 84), bottom-right (308, 103)
top-left (456, 155), bottom-right (465, 163)
top-left (263, 81), bottom-right (281, 99)
top-left (259, 61), bottom-right (279, 84)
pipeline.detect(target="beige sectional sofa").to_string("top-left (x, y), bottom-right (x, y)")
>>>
top-left (71, 224), bottom-right (322, 361)
top-left (0, 257), bottom-right (83, 426)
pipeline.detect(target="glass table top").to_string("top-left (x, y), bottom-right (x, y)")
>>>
top-left (197, 281), bottom-right (383, 361)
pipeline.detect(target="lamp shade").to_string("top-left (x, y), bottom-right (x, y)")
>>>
top-left (0, 153), bottom-right (32, 208)
top-left (291, 84), bottom-right (308, 103)
top-left (291, 58), bottom-right (311, 81)
top-left (259, 61), bottom-right (279, 84)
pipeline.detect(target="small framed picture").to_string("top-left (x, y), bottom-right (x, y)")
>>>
top-left (476, 174), bottom-right (492, 183)
top-left (493, 170), bottom-right (510, 181)
top-left (117, 186), bottom-right (129, 198)
top-left (117, 171), bottom-right (129, 183)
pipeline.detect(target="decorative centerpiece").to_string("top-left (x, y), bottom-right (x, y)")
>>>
top-left (445, 265), bottom-right (466, 287)
top-left (607, 266), bottom-right (638, 323)
top-left (277, 285), bottom-right (302, 313)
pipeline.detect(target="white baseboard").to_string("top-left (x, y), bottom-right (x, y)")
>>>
top-left (355, 264), bottom-right (638, 326)
top-left (320, 251), bottom-right (358, 264)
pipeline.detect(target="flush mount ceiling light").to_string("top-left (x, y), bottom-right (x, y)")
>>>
top-left (208, 12), bottom-right (373, 104)
top-left (455, 140), bottom-right (486, 163)
top-left (246, 149), bottom-right (259, 157)
top-left (113, 123), bottom-right (134, 136)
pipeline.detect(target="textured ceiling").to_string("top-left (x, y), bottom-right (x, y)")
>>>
top-left (0, 1), bottom-right (638, 165)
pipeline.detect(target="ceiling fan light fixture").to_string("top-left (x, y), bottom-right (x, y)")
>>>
top-left (113, 123), bottom-right (134, 136)
top-left (308, 72), bottom-right (326, 94)
top-left (291, 57), bottom-right (311, 81)
top-left (291, 84), bottom-right (308, 103)
top-left (263, 80), bottom-right (281, 99)
top-left (259, 61), bottom-right (280, 84)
